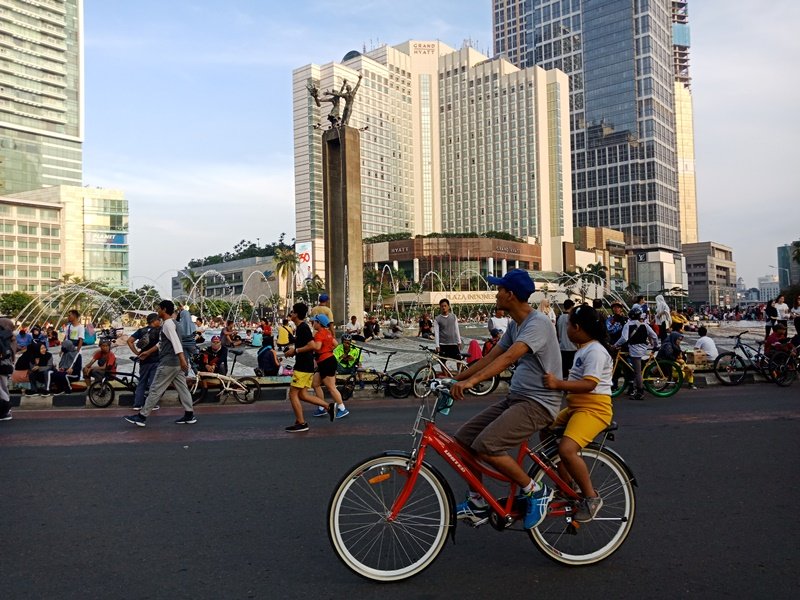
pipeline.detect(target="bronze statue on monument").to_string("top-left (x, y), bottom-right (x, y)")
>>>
top-left (307, 73), bottom-right (363, 129)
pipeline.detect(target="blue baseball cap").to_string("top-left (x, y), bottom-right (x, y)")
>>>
top-left (312, 313), bottom-right (330, 327)
top-left (319, 293), bottom-right (329, 302)
top-left (486, 269), bottom-right (536, 301)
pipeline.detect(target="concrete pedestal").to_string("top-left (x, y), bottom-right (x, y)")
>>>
top-left (322, 126), bottom-right (365, 325)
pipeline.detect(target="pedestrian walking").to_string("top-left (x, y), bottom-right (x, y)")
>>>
top-left (124, 300), bottom-right (196, 427)
top-left (556, 299), bottom-right (577, 378)
top-left (310, 313), bottom-right (349, 419)
top-left (434, 298), bottom-right (462, 363)
top-left (0, 316), bottom-right (18, 421)
top-left (126, 312), bottom-right (162, 411)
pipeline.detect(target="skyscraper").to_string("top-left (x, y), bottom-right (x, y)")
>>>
top-left (0, 0), bottom-right (83, 194)
top-left (495, 0), bottom-right (689, 288)
top-left (292, 41), bottom-right (572, 277)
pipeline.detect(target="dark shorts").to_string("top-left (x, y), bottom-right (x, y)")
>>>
top-left (438, 344), bottom-right (461, 361)
top-left (454, 393), bottom-right (554, 456)
top-left (317, 356), bottom-right (337, 378)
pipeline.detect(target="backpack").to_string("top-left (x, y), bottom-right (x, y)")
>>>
top-left (135, 326), bottom-right (159, 351)
top-left (628, 324), bottom-right (648, 345)
top-left (0, 327), bottom-right (13, 361)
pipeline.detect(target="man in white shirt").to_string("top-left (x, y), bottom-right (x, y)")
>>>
top-left (487, 308), bottom-right (510, 336)
top-left (693, 326), bottom-right (718, 361)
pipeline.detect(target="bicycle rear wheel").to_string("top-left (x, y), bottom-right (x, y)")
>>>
top-left (528, 445), bottom-right (636, 565)
top-left (232, 376), bottom-right (261, 404)
top-left (387, 371), bottom-right (413, 398)
top-left (328, 453), bottom-right (451, 581)
top-left (467, 375), bottom-right (497, 396)
top-left (713, 352), bottom-right (747, 385)
top-left (87, 381), bottom-right (115, 408)
top-left (643, 360), bottom-right (683, 397)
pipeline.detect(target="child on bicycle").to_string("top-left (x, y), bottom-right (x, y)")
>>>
top-left (543, 304), bottom-right (612, 522)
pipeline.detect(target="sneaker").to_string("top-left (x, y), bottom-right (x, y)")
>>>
top-left (456, 498), bottom-right (490, 524)
top-left (312, 406), bottom-right (328, 418)
top-left (335, 407), bottom-right (350, 419)
top-left (631, 390), bottom-right (645, 401)
top-left (285, 422), bottom-right (309, 433)
top-left (132, 406), bottom-right (143, 411)
top-left (574, 495), bottom-right (603, 523)
top-left (687, 384), bottom-right (698, 390)
top-left (124, 414), bottom-right (147, 427)
top-left (152, 405), bottom-right (160, 411)
top-left (0, 412), bottom-right (12, 421)
top-left (358, 381), bottom-right (365, 390)
top-left (523, 484), bottom-right (553, 529)
top-left (174, 413), bottom-right (197, 424)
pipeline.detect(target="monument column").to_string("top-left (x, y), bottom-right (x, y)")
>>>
top-left (321, 126), bottom-right (364, 326)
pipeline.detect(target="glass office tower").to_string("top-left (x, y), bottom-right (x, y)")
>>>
top-left (0, 0), bottom-right (83, 194)
top-left (495, 0), bottom-right (680, 253)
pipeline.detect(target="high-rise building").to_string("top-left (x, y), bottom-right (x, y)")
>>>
top-left (1, 185), bottom-right (129, 291)
top-left (292, 41), bottom-right (572, 278)
top-left (683, 241), bottom-right (736, 307)
top-left (0, 0), bottom-right (83, 195)
top-left (776, 242), bottom-right (800, 288)
top-left (671, 1), bottom-right (698, 244)
top-left (494, 0), bottom-right (688, 289)
top-left (757, 275), bottom-right (779, 303)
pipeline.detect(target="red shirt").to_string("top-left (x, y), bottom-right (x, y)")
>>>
top-left (314, 329), bottom-right (335, 362)
top-left (92, 350), bottom-right (117, 374)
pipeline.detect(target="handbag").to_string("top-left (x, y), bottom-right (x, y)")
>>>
top-left (11, 369), bottom-right (29, 383)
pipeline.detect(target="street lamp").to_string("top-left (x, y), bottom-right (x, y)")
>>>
top-left (644, 281), bottom-right (656, 303)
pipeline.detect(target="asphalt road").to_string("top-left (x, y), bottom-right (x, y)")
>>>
top-left (1, 384), bottom-right (799, 599)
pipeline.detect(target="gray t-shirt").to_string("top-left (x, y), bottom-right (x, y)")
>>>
top-left (556, 314), bottom-right (577, 351)
top-left (499, 310), bottom-right (563, 419)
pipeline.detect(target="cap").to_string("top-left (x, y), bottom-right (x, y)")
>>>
top-left (146, 313), bottom-right (159, 324)
top-left (628, 307), bottom-right (644, 320)
top-left (490, 328), bottom-right (502, 337)
top-left (319, 293), bottom-right (329, 303)
top-left (211, 335), bottom-right (221, 342)
top-left (486, 269), bottom-right (536, 301)
top-left (312, 313), bottom-right (330, 327)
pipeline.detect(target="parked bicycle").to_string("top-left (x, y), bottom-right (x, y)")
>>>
top-left (412, 345), bottom-right (494, 398)
top-left (336, 347), bottom-right (412, 400)
top-left (609, 349), bottom-right (683, 398)
top-left (328, 380), bottom-right (637, 581)
top-left (713, 332), bottom-right (773, 385)
top-left (190, 348), bottom-right (261, 405)
top-left (87, 357), bottom-right (205, 407)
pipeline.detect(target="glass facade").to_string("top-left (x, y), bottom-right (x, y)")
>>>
top-left (82, 196), bottom-right (129, 287)
top-left (498, 0), bottom-right (681, 252)
top-left (0, 0), bottom-right (83, 194)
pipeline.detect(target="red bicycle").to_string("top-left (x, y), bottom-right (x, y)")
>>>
top-left (328, 380), bottom-right (637, 581)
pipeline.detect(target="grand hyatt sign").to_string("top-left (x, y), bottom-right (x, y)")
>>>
top-left (412, 42), bottom-right (437, 55)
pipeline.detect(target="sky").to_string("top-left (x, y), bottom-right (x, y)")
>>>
top-left (82, 0), bottom-right (800, 295)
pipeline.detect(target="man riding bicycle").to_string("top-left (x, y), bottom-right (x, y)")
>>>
top-left (450, 269), bottom-right (563, 529)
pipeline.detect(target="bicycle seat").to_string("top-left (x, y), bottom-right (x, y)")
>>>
top-left (229, 348), bottom-right (244, 356)
top-left (548, 421), bottom-right (618, 438)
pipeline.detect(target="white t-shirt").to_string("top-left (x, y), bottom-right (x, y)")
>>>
top-left (66, 323), bottom-right (85, 344)
top-left (569, 341), bottom-right (613, 396)
top-left (774, 302), bottom-right (790, 320)
top-left (694, 336), bottom-right (719, 361)
top-left (488, 315), bottom-right (510, 334)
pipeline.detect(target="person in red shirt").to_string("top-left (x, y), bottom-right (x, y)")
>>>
top-left (310, 314), bottom-right (350, 419)
top-left (764, 323), bottom-right (792, 357)
top-left (83, 339), bottom-right (117, 384)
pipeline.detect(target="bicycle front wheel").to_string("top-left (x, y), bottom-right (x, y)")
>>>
top-left (87, 381), bottom-right (115, 408)
top-left (769, 352), bottom-right (797, 387)
top-left (233, 376), bottom-right (261, 404)
top-left (643, 360), bottom-right (683, 397)
top-left (528, 446), bottom-right (636, 565)
top-left (610, 366), bottom-right (629, 398)
top-left (387, 371), bottom-right (413, 398)
top-left (713, 352), bottom-right (747, 385)
top-left (412, 365), bottom-right (436, 398)
top-left (328, 453), bottom-right (451, 582)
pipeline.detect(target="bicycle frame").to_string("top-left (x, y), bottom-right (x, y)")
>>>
top-left (387, 399), bottom-right (582, 525)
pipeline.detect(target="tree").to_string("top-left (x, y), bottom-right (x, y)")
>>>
top-left (0, 291), bottom-right (35, 318)
top-left (363, 267), bottom-right (381, 312)
top-left (274, 247), bottom-right (299, 315)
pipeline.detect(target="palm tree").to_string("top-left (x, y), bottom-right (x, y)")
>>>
top-left (363, 267), bottom-right (381, 312)
top-left (274, 248), bottom-right (299, 315)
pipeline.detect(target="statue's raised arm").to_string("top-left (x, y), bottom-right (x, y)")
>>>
top-left (340, 72), bottom-right (363, 126)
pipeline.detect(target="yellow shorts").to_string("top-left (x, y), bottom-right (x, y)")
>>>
top-left (551, 393), bottom-right (613, 448)
top-left (290, 370), bottom-right (314, 389)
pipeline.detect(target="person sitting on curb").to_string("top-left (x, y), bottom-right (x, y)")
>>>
top-left (334, 334), bottom-right (363, 389)
top-left (83, 339), bottom-right (117, 385)
top-left (27, 342), bottom-right (55, 396)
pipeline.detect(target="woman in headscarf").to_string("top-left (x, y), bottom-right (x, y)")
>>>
top-left (28, 342), bottom-right (55, 395)
top-left (538, 298), bottom-right (557, 326)
top-left (49, 339), bottom-right (82, 395)
top-left (654, 294), bottom-right (671, 341)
